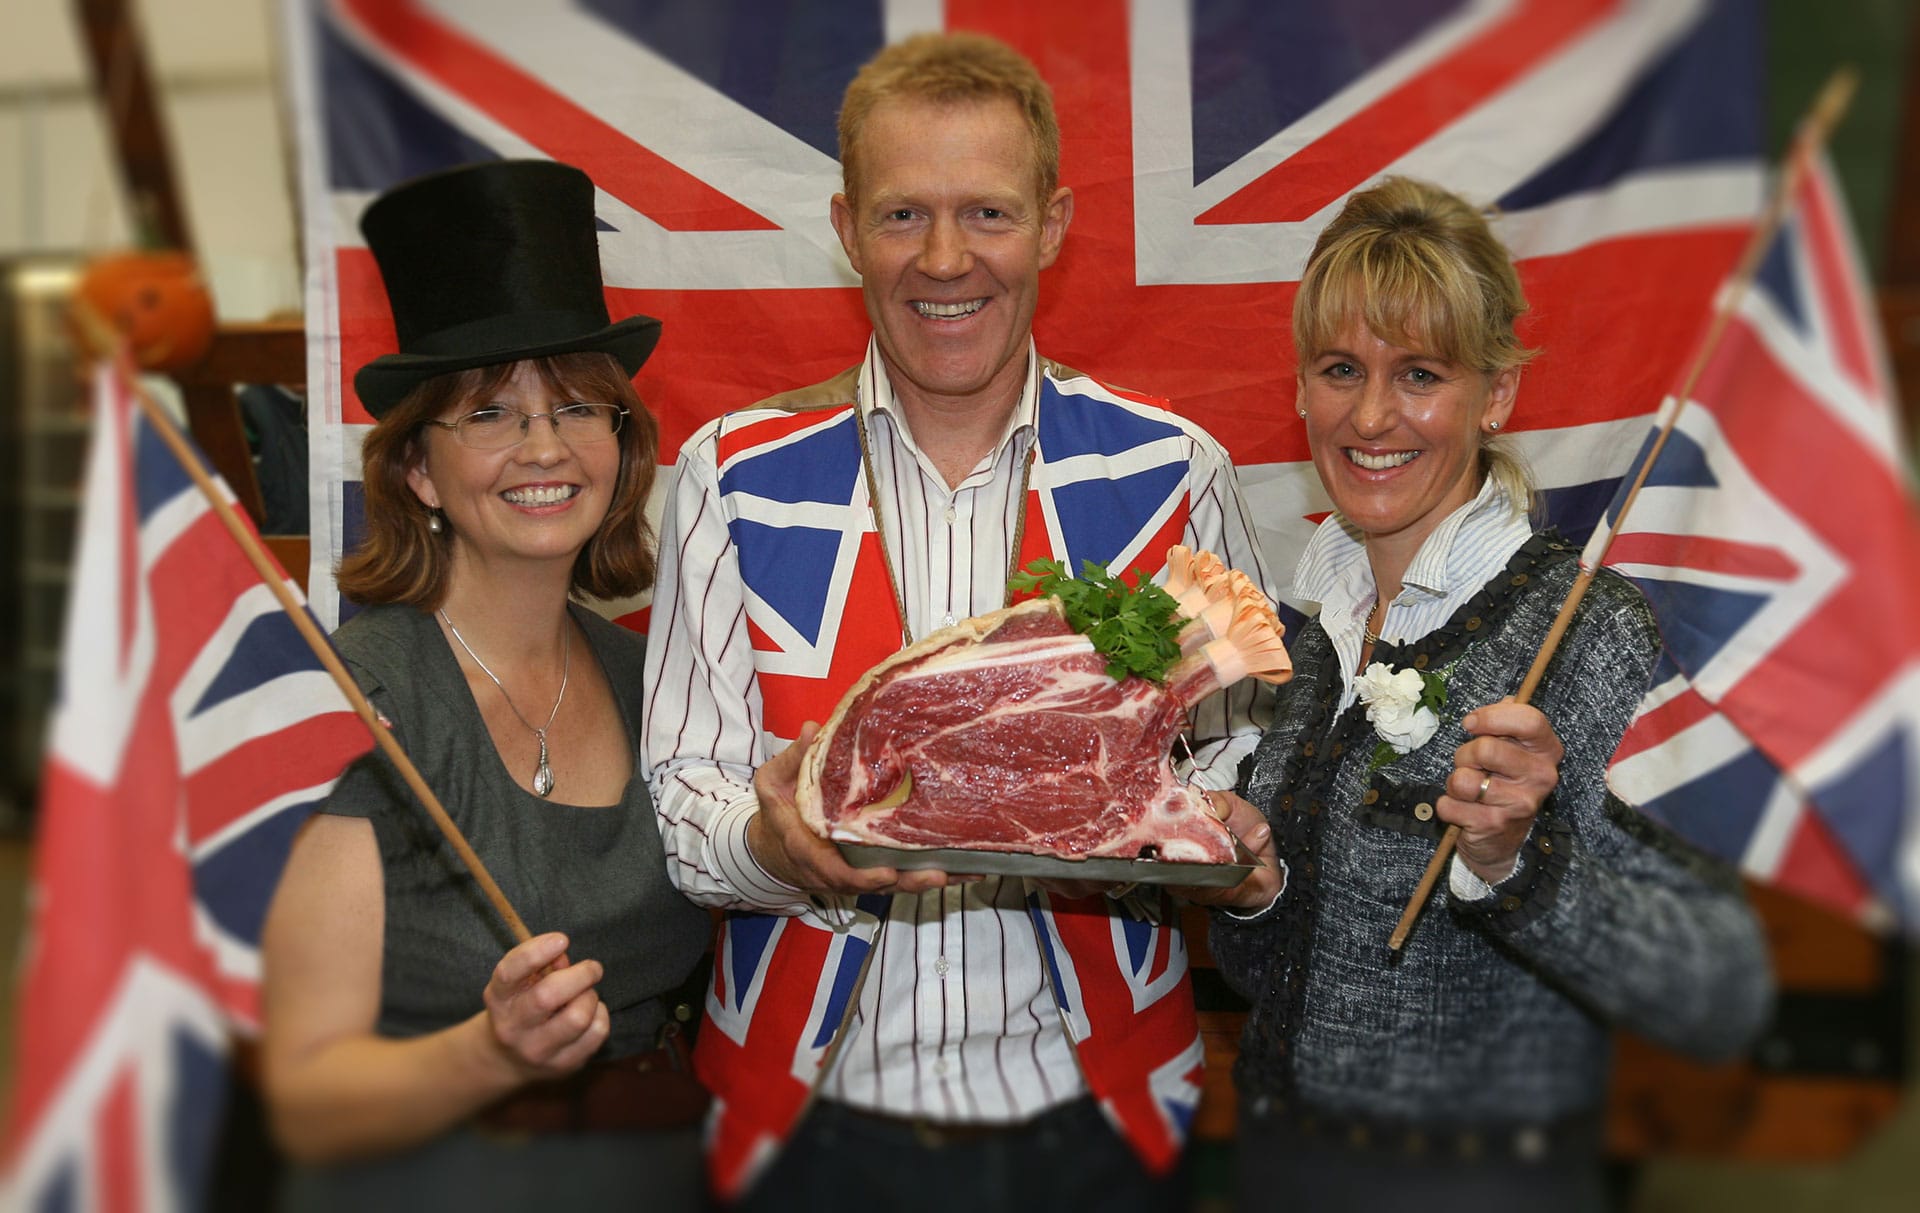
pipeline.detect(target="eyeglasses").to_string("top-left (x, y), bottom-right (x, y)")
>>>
top-left (427, 403), bottom-right (629, 450)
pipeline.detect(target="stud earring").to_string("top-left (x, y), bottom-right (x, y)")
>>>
top-left (1488, 420), bottom-right (1501, 432)
top-left (428, 511), bottom-right (444, 534)
top-left (1297, 408), bottom-right (1307, 419)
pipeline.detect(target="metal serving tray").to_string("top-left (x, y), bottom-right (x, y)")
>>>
top-left (837, 843), bottom-right (1254, 889)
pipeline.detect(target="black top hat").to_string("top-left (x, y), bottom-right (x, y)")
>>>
top-left (352, 160), bottom-right (662, 417)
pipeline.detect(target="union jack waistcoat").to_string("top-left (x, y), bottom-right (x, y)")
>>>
top-left (697, 360), bottom-right (1208, 1197)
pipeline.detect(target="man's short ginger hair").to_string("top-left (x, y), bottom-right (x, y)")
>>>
top-left (838, 32), bottom-right (1060, 205)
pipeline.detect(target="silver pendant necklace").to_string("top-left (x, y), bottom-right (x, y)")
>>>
top-left (439, 609), bottom-right (571, 798)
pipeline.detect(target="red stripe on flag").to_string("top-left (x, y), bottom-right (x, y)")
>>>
top-left (1613, 684), bottom-right (1719, 764)
top-left (1197, 0), bottom-right (1618, 224)
top-left (714, 403), bottom-right (855, 466)
top-left (182, 714), bottom-right (370, 846)
top-left (756, 534), bottom-right (902, 739)
top-left (1773, 810), bottom-right (1871, 918)
top-left (1605, 532), bottom-right (1800, 581)
top-left (1050, 229), bottom-right (1745, 470)
top-left (745, 616), bottom-right (784, 658)
top-left (1696, 322), bottom-right (1920, 768)
top-left (339, 0), bottom-right (776, 232)
top-left (147, 521), bottom-right (275, 688)
top-left (626, 223), bottom-right (1747, 472)
top-left (101, 1068), bottom-right (138, 1213)
top-left (337, 248), bottom-right (391, 426)
top-left (1797, 166), bottom-right (1882, 400)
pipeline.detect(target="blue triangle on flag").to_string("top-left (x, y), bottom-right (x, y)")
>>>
top-left (166, 1029), bottom-right (228, 1212)
top-left (718, 418), bottom-right (862, 505)
top-left (726, 912), bottom-right (780, 1013)
top-left (35, 1159), bottom-right (78, 1213)
top-left (1500, 0), bottom-right (1760, 210)
top-left (1636, 743), bottom-right (1774, 861)
top-left (1811, 728), bottom-right (1912, 917)
top-left (1755, 217), bottom-right (1808, 334)
top-left (1640, 426), bottom-right (1719, 492)
top-left (1187, 0), bottom-right (1465, 186)
top-left (1052, 462), bottom-right (1188, 574)
top-left (1600, 426), bottom-right (1719, 530)
top-left (319, 16), bottom-right (497, 191)
top-left (1120, 910), bottom-right (1152, 974)
top-left (134, 415), bottom-right (195, 523)
top-left (1538, 476), bottom-right (1623, 546)
top-left (1162, 1092), bottom-right (1197, 1134)
top-left (813, 933), bottom-right (872, 1049)
top-left (193, 793), bottom-right (318, 946)
top-left (1632, 579), bottom-right (1768, 675)
top-left (582, 0), bottom-right (882, 159)
top-left (191, 613), bottom-right (321, 716)
top-left (1038, 383), bottom-right (1184, 460)
top-left (729, 518), bottom-right (845, 645)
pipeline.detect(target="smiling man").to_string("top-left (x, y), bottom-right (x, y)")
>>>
top-left (643, 33), bottom-right (1276, 1211)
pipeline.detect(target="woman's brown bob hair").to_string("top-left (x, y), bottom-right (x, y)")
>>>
top-left (335, 351), bottom-right (659, 610)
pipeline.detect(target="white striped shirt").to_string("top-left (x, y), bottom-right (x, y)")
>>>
top-left (644, 340), bottom-right (1273, 1121)
top-left (1291, 475), bottom-right (1535, 895)
top-left (1291, 475), bottom-right (1533, 710)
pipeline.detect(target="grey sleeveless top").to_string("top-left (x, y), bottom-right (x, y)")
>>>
top-left (323, 602), bottom-right (709, 1057)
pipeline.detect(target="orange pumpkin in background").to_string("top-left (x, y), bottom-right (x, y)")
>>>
top-left (73, 251), bottom-right (216, 372)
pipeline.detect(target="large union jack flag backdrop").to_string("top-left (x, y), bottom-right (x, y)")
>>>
top-left (289, 0), bottom-right (1765, 626)
top-left (284, 0), bottom-right (1915, 922)
top-left (1, 364), bottom-right (371, 1212)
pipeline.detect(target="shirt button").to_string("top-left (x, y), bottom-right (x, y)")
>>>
top-left (934, 956), bottom-right (951, 977)
top-left (941, 613), bottom-right (956, 628)
top-left (1413, 802), bottom-right (1434, 821)
top-left (933, 1058), bottom-right (950, 1076)
top-left (943, 506), bottom-right (957, 524)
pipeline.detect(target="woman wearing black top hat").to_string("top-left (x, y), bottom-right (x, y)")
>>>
top-left (260, 161), bottom-right (710, 1210)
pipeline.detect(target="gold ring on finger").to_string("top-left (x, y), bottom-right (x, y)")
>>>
top-left (1476, 772), bottom-right (1495, 803)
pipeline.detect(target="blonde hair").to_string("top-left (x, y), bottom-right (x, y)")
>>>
top-left (838, 32), bottom-right (1060, 205)
top-left (1294, 177), bottom-right (1538, 512)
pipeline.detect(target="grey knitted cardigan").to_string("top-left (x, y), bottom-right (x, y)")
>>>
top-left (1209, 532), bottom-right (1773, 1150)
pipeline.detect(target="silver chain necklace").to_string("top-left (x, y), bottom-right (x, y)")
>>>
top-left (439, 608), bottom-right (571, 798)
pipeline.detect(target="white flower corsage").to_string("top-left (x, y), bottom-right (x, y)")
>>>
top-left (1354, 661), bottom-right (1447, 771)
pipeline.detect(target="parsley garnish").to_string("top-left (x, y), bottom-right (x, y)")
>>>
top-left (1008, 557), bottom-right (1184, 683)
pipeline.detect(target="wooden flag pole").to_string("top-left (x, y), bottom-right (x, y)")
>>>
top-left (69, 302), bottom-right (533, 944)
top-left (1386, 67), bottom-right (1860, 953)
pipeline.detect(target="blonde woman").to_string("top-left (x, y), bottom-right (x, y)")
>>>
top-left (1208, 177), bottom-right (1772, 1212)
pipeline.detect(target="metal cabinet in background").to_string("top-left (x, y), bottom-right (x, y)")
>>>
top-left (0, 257), bottom-right (87, 826)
